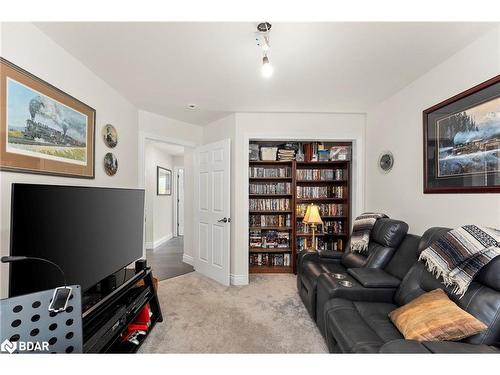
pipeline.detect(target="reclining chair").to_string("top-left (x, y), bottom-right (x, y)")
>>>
top-left (322, 227), bottom-right (500, 353)
top-left (297, 218), bottom-right (408, 320)
top-left (315, 232), bottom-right (422, 337)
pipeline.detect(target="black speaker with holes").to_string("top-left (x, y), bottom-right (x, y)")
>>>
top-left (135, 259), bottom-right (147, 273)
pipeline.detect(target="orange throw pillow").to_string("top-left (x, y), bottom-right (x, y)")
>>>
top-left (389, 289), bottom-right (487, 341)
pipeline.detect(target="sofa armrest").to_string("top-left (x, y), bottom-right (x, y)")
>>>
top-left (379, 340), bottom-right (500, 354)
top-left (318, 250), bottom-right (343, 260)
top-left (297, 250), bottom-right (341, 272)
top-left (347, 268), bottom-right (401, 288)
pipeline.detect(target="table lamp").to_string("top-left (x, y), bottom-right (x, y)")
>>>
top-left (302, 203), bottom-right (323, 250)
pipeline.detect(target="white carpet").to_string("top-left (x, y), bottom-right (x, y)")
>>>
top-left (139, 272), bottom-right (328, 353)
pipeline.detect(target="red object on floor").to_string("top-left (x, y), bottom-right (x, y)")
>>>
top-left (120, 304), bottom-right (152, 342)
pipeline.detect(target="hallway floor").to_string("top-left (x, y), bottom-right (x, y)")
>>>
top-left (146, 236), bottom-right (194, 281)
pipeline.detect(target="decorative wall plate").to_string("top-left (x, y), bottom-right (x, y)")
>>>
top-left (378, 151), bottom-right (394, 173)
top-left (102, 124), bottom-right (117, 148)
top-left (104, 152), bottom-right (118, 176)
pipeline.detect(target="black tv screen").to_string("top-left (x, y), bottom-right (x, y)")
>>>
top-left (9, 183), bottom-right (145, 297)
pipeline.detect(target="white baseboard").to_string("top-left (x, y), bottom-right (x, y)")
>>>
top-left (230, 273), bottom-right (249, 286)
top-left (182, 254), bottom-right (194, 265)
top-left (146, 233), bottom-right (173, 250)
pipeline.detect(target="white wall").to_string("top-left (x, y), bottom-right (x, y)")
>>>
top-left (0, 23), bottom-right (139, 297)
top-left (138, 110), bottom-right (203, 263)
top-left (144, 141), bottom-right (176, 248)
top-left (365, 26), bottom-right (500, 235)
top-left (203, 112), bottom-right (366, 284)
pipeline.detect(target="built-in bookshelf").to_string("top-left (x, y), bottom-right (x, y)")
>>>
top-left (248, 141), bottom-right (352, 274)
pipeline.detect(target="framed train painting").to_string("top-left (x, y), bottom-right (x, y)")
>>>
top-left (1, 58), bottom-right (95, 178)
top-left (423, 75), bottom-right (499, 193)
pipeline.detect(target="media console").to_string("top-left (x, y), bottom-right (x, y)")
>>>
top-left (82, 266), bottom-right (162, 353)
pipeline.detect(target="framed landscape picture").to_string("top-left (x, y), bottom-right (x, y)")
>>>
top-left (1, 58), bottom-right (95, 178)
top-left (157, 166), bottom-right (171, 195)
top-left (423, 75), bottom-right (499, 193)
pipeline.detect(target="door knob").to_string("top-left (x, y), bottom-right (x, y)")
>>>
top-left (218, 217), bottom-right (230, 223)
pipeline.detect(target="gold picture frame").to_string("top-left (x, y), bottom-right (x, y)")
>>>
top-left (1, 58), bottom-right (95, 178)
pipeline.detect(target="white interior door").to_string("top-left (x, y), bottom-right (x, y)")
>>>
top-left (194, 139), bottom-right (231, 285)
top-left (177, 168), bottom-right (184, 236)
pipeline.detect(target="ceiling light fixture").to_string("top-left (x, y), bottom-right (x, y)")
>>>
top-left (261, 55), bottom-right (273, 78)
top-left (187, 104), bottom-right (197, 110)
top-left (256, 22), bottom-right (273, 78)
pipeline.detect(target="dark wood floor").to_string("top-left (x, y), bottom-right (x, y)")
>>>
top-left (146, 236), bottom-right (194, 281)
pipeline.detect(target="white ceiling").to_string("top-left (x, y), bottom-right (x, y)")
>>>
top-left (35, 22), bottom-right (497, 125)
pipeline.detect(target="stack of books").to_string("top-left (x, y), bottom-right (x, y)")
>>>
top-left (277, 148), bottom-right (295, 161)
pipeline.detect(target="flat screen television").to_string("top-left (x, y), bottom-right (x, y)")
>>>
top-left (9, 183), bottom-right (145, 297)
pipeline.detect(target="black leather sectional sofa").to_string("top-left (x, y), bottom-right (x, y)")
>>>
top-left (297, 225), bottom-right (500, 353)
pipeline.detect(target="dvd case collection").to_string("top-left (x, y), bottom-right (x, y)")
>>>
top-left (249, 142), bottom-right (351, 162)
top-left (296, 220), bottom-right (344, 234)
top-left (249, 182), bottom-right (291, 195)
top-left (249, 230), bottom-right (290, 248)
top-left (249, 253), bottom-right (291, 267)
top-left (250, 198), bottom-right (291, 211)
top-left (296, 203), bottom-right (344, 217)
top-left (296, 185), bottom-right (345, 199)
top-left (249, 214), bottom-right (291, 227)
top-left (296, 168), bottom-right (345, 181)
top-left (249, 166), bottom-right (291, 178)
top-left (297, 237), bottom-right (344, 251)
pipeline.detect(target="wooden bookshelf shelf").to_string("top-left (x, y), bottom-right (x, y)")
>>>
top-left (296, 179), bottom-right (348, 184)
top-left (249, 141), bottom-right (352, 274)
top-left (296, 233), bottom-right (348, 237)
top-left (249, 177), bottom-right (292, 181)
top-left (249, 193), bottom-right (293, 197)
top-left (296, 161), bottom-right (349, 166)
top-left (249, 226), bottom-right (292, 230)
top-left (249, 160), bottom-right (292, 164)
top-left (249, 248), bottom-right (292, 253)
top-left (296, 198), bottom-right (346, 203)
top-left (250, 266), bottom-right (293, 273)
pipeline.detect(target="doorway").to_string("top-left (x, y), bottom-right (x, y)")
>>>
top-left (142, 139), bottom-right (193, 281)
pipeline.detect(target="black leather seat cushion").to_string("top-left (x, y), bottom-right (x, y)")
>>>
top-left (325, 298), bottom-right (403, 353)
top-left (347, 268), bottom-right (401, 288)
top-left (301, 261), bottom-right (347, 290)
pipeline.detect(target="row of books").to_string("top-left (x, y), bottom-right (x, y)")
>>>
top-left (296, 168), bottom-right (345, 181)
top-left (249, 166), bottom-right (291, 178)
top-left (249, 253), bottom-right (292, 267)
top-left (249, 214), bottom-right (291, 227)
top-left (296, 238), bottom-right (345, 251)
top-left (296, 220), bottom-right (345, 234)
top-left (296, 203), bottom-right (344, 217)
top-left (250, 198), bottom-right (291, 211)
top-left (249, 230), bottom-right (290, 248)
top-left (299, 143), bottom-right (351, 162)
top-left (249, 182), bottom-right (291, 195)
top-left (296, 185), bottom-right (345, 199)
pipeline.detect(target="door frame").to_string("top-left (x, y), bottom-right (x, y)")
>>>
top-left (173, 166), bottom-right (184, 237)
top-left (137, 131), bottom-right (197, 258)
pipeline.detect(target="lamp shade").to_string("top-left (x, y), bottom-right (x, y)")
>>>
top-left (302, 204), bottom-right (323, 225)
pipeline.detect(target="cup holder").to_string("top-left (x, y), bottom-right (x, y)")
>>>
top-left (332, 273), bottom-right (346, 280)
top-left (339, 280), bottom-right (353, 288)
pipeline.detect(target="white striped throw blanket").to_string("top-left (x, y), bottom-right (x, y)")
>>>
top-left (419, 225), bottom-right (500, 297)
top-left (350, 213), bottom-right (388, 253)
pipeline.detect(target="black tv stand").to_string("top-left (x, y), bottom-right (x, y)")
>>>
top-left (82, 266), bottom-right (162, 353)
